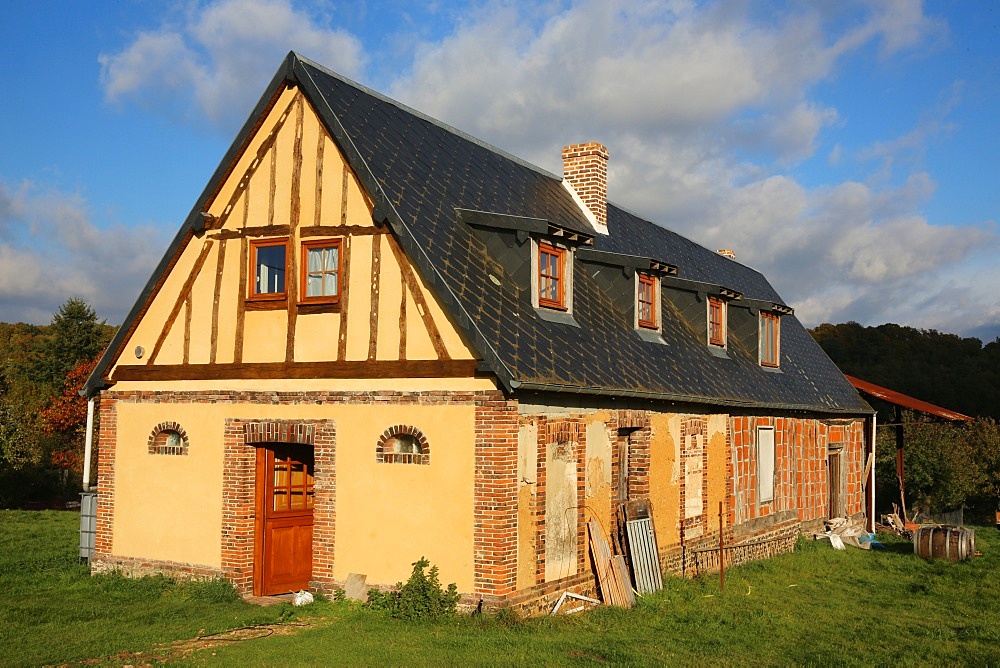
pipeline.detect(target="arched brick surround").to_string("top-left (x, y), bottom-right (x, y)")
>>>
top-left (221, 418), bottom-right (337, 594)
top-left (376, 424), bottom-right (430, 464)
top-left (147, 421), bottom-right (190, 455)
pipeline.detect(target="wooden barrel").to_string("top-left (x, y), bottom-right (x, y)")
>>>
top-left (913, 526), bottom-right (975, 562)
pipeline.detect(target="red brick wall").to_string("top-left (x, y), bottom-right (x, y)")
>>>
top-left (473, 392), bottom-right (520, 598)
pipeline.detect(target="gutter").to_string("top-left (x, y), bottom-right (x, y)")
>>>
top-left (510, 380), bottom-right (875, 416)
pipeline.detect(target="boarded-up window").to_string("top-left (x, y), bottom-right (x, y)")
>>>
top-left (684, 433), bottom-right (704, 520)
top-left (758, 427), bottom-right (775, 504)
top-left (545, 440), bottom-right (578, 581)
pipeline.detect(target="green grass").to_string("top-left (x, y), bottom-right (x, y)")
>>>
top-left (3, 510), bottom-right (999, 666)
top-left (0, 510), bottom-right (302, 667)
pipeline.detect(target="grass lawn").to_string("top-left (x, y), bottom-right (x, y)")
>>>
top-left (2, 510), bottom-right (999, 666)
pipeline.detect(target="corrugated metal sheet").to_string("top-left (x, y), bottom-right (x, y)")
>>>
top-left (626, 518), bottom-right (663, 595)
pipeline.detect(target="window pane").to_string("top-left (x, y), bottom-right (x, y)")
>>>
top-left (307, 273), bottom-right (322, 297)
top-left (324, 273), bottom-right (338, 296)
top-left (256, 245), bottom-right (286, 294)
top-left (308, 247), bottom-right (324, 272)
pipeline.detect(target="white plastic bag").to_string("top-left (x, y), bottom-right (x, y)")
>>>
top-left (829, 533), bottom-right (846, 550)
top-left (293, 590), bottom-right (314, 606)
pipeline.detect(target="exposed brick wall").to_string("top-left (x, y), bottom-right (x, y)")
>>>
top-left (730, 416), bottom-right (867, 529)
top-left (473, 391), bottom-right (520, 596)
top-left (94, 396), bottom-right (117, 560)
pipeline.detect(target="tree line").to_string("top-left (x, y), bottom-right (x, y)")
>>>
top-left (0, 298), bottom-right (116, 507)
top-left (811, 322), bottom-right (1000, 519)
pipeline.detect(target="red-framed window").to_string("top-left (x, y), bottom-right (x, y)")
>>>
top-left (538, 242), bottom-right (567, 310)
top-left (637, 272), bottom-right (657, 329)
top-left (250, 238), bottom-right (289, 300)
top-left (760, 311), bottom-right (780, 367)
top-left (300, 238), bottom-right (343, 304)
top-left (708, 296), bottom-right (725, 346)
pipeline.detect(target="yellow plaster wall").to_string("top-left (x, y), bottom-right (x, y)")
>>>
top-left (332, 404), bottom-right (475, 590)
top-left (112, 402), bottom-right (225, 567)
top-left (584, 414), bottom-right (612, 531)
top-left (241, 310), bottom-right (288, 362)
top-left (516, 421), bottom-right (538, 590)
top-left (213, 239), bottom-right (242, 364)
top-left (705, 414), bottom-right (729, 523)
top-left (344, 235), bottom-right (373, 361)
top-left (109, 399), bottom-right (476, 591)
top-left (649, 413), bottom-right (681, 545)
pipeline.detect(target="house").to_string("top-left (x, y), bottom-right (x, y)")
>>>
top-left (83, 52), bottom-right (874, 612)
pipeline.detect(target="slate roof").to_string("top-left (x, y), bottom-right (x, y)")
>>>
top-left (86, 52), bottom-right (871, 415)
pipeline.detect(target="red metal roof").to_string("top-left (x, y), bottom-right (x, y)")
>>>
top-left (844, 375), bottom-right (973, 421)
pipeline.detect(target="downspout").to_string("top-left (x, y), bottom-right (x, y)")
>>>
top-left (82, 397), bottom-right (95, 492)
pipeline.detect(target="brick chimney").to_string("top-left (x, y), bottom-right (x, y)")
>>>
top-left (562, 142), bottom-right (610, 231)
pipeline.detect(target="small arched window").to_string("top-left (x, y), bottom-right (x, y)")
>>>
top-left (376, 425), bottom-right (430, 464)
top-left (148, 422), bottom-right (190, 456)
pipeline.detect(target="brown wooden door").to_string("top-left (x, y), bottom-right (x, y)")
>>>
top-left (828, 452), bottom-right (842, 519)
top-left (258, 444), bottom-right (314, 595)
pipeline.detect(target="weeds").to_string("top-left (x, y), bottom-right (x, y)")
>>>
top-left (366, 556), bottom-right (460, 620)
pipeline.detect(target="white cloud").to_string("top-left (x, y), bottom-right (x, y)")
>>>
top-left (100, 0), bottom-right (366, 130)
top-left (92, 0), bottom-right (993, 338)
top-left (0, 182), bottom-right (169, 325)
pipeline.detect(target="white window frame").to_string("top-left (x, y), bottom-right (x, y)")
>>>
top-left (530, 238), bottom-right (573, 312)
top-left (757, 426), bottom-right (775, 504)
top-left (707, 296), bottom-right (727, 348)
top-left (759, 311), bottom-right (781, 367)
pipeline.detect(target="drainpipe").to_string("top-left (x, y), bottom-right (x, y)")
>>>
top-left (82, 397), bottom-right (95, 492)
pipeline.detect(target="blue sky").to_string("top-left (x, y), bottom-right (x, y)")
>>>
top-left (1, 0), bottom-right (998, 341)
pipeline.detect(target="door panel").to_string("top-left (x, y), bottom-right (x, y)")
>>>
top-left (259, 444), bottom-right (314, 595)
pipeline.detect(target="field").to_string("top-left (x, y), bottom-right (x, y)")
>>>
top-left (2, 510), bottom-right (998, 666)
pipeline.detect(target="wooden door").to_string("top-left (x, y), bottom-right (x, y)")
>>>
top-left (257, 444), bottom-right (314, 595)
top-left (828, 452), bottom-right (842, 519)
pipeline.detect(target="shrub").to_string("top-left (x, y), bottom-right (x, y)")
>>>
top-left (366, 557), bottom-right (460, 620)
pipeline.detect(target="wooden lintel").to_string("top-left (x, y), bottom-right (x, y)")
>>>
top-left (112, 359), bottom-right (481, 382)
top-left (299, 225), bottom-right (384, 237)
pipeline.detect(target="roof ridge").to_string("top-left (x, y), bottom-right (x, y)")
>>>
top-left (292, 52), bottom-right (562, 181)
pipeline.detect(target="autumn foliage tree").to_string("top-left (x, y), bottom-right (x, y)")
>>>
top-left (41, 357), bottom-right (99, 472)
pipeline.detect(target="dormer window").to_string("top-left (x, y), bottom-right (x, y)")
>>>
top-left (636, 272), bottom-right (658, 330)
top-left (536, 241), bottom-right (569, 311)
top-left (760, 311), bottom-right (780, 367)
top-left (708, 296), bottom-right (726, 347)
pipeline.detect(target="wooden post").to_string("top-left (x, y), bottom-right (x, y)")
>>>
top-left (718, 501), bottom-right (725, 593)
top-left (895, 405), bottom-right (908, 524)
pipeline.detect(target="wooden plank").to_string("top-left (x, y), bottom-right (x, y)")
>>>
top-left (285, 95), bottom-right (304, 364)
top-left (367, 236), bottom-right (381, 361)
top-left (209, 225), bottom-right (290, 240)
top-left (336, 236), bottom-right (350, 360)
top-left (147, 240), bottom-right (215, 364)
top-left (314, 124), bottom-right (324, 228)
top-left (267, 124), bottom-right (277, 227)
top-left (340, 161), bottom-right (349, 225)
top-left (234, 232), bottom-right (248, 364)
top-left (182, 295), bottom-right (192, 364)
top-left (210, 238), bottom-right (227, 364)
top-left (398, 268), bottom-right (407, 360)
top-left (385, 234), bottom-right (450, 360)
top-left (112, 359), bottom-right (480, 382)
top-left (299, 224), bottom-right (384, 237)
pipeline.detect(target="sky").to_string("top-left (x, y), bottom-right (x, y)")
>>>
top-left (1, 0), bottom-right (998, 342)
